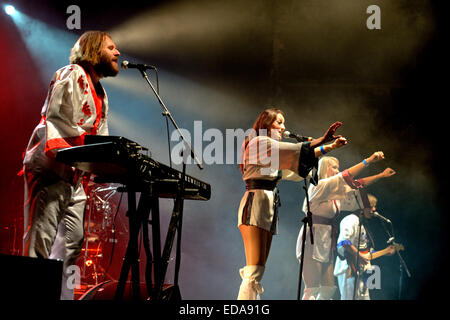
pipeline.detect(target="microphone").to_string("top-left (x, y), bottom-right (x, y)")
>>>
top-left (121, 60), bottom-right (157, 70)
top-left (373, 211), bottom-right (391, 224)
top-left (283, 130), bottom-right (312, 142)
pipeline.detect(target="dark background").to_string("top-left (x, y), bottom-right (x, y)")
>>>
top-left (0, 0), bottom-right (447, 300)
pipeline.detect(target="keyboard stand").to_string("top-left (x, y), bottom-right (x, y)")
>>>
top-left (114, 176), bottom-right (184, 301)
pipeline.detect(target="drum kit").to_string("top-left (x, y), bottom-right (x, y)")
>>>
top-left (74, 183), bottom-right (125, 298)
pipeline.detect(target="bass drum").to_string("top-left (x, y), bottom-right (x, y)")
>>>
top-left (79, 280), bottom-right (181, 301)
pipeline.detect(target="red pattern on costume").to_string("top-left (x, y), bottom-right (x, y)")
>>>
top-left (86, 77), bottom-right (104, 135)
top-left (341, 169), bottom-right (365, 189)
top-left (77, 75), bottom-right (86, 91)
top-left (82, 101), bottom-right (92, 116)
top-left (341, 169), bottom-right (371, 210)
top-left (45, 134), bottom-right (87, 155)
top-left (24, 65), bottom-right (108, 187)
top-left (90, 127), bottom-right (98, 135)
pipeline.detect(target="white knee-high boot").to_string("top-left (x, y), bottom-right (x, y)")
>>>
top-left (317, 286), bottom-right (337, 300)
top-left (302, 287), bottom-right (320, 300)
top-left (237, 265), bottom-right (265, 300)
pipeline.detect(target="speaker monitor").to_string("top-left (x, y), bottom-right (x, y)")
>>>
top-left (0, 254), bottom-right (63, 300)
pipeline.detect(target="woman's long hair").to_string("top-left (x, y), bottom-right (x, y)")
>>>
top-left (239, 107), bottom-right (284, 174)
top-left (302, 156), bottom-right (339, 213)
top-left (317, 156), bottom-right (339, 180)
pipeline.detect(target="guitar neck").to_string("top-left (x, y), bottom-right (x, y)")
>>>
top-left (371, 247), bottom-right (391, 260)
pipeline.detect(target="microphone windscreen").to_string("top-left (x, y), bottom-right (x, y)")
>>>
top-left (283, 131), bottom-right (291, 138)
top-left (121, 61), bottom-right (129, 69)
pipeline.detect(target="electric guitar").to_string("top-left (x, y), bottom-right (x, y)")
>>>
top-left (346, 243), bottom-right (404, 276)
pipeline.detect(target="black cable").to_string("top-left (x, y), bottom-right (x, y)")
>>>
top-left (104, 188), bottom-right (124, 278)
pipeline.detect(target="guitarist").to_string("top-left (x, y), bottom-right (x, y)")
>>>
top-left (334, 194), bottom-right (396, 300)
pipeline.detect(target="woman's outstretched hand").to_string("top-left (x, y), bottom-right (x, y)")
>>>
top-left (381, 167), bottom-right (396, 178)
top-left (367, 151), bottom-right (385, 164)
top-left (310, 121), bottom-right (343, 149)
top-left (332, 137), bottom-right (348, 149)
top-left (322, 121), bottom-right (343, 144)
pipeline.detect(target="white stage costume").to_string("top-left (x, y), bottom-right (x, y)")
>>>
top-left (334, 214), bottom-right (372, 300)
top-left (22, 64), bottom-right (109, 299)
top-left (237, 135), bottom-right (318, 300)
top-left (296, 170), bottom-right (364, 264)
top-left (238, 135), bottom-right (316, 235)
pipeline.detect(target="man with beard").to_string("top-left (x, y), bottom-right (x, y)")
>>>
top-left (21, 31), bottom-right (120, 299)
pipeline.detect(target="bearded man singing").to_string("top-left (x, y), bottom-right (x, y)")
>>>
top-left (21, 31), bottom-right (120, 300)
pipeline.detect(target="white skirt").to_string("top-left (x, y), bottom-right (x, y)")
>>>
top-left (237, 189), bottom-right (278, 235)
top-left (296, 223), bottom-right (333, 263)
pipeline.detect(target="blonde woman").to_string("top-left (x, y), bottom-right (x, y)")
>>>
top-left (295, 153), bottom-right (396, 300)
top-left (237, 108), bottom-right (347, 299)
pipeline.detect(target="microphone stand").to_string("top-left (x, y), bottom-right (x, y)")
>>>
top-left (136, 67), bottom-right (203, 170)
top-left (379, 218), bottom-right (411, 299)
top-left (297, 179), bottom-right (314, 300)
top-left (353, 210), bottom-right (364, 300)
top-left (352, 193), bottom-right (364, 300)
top-left (114, 67), bottom-right (203, 300)
top-left (152, 68), bottom-right (172, 168)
